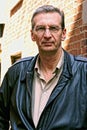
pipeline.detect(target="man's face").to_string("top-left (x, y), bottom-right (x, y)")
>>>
top-left (31, 12), bottom-right (66, 54)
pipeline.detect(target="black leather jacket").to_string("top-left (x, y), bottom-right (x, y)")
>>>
top-left (0, 50), bottom-right (87, 130)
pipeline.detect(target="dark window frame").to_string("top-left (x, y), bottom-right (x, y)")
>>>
top-left (0, 24), bottom-right (5, 37)
top-left (11, 52), bottom-right (21, 64)
top-left (10, 0), bottom-right (23, 17)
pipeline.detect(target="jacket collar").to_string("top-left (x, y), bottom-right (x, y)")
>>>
top-left (21, 50), bottom-right (73, 82)
top-left (20, 54), bottom-right (38, 82)
top-left (62, 50), bottom-right (73, 78)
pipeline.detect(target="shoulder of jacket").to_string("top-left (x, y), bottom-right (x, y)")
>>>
top-left (74, 55), bottom-right (87, 63)
top-left (8, 56), bottom-right (35, 71)
top-left (13, 56), bottom-right (34, 65)
top-left (64, 50), bottom-right (86, 63)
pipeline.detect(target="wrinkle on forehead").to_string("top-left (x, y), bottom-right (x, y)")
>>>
top-left (33, 12), bottom-right (62, 27)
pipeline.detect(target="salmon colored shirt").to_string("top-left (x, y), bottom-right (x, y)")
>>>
top-left (32, 51), bottom-right (64, 127)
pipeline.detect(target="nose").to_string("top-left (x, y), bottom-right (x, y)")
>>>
top-left (44, 28), bottom-right (52, 38)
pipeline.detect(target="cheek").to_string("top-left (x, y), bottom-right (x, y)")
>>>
top-left (33, 36), bottom-right (42, 46)
top-left (54, 34), bottom-right (62, 42)
top-left (58, 33), bottom-right (63, 41)
top-left (35, 35), bottom-right (43, 43)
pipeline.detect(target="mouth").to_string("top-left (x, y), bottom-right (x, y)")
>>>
top-left (42, 41), bottom-right (53, 46)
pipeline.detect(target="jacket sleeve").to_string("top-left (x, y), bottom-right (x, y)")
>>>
top-left (0, 72), bottom-right (10, 130)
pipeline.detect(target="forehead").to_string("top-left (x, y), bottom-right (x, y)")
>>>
top-left (33, 12), bottom-right (62, 26)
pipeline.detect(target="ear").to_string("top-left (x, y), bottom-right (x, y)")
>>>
top-left (61, 28), bottom-right (66, 41)
top-left (30, 30), bottom-right (36, 41)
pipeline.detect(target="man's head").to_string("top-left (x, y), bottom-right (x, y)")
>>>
top-left (31, 5), bottom-right (65, 30)
top-left (30, 5), bottom-right (66, 55)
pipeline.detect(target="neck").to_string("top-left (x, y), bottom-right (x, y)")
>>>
top-left (39, 47), bottom-right (63, 72)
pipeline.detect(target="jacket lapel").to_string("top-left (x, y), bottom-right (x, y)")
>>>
top-left (26, 71), bottom-right (34, 98)
top-left (46, 50), bottom-right (73, 107)
top-left (20, 55), bottom-right (38, 98)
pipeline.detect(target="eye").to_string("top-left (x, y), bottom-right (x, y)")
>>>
top-left (49, 26), bottom-right (61, 32)
top-left (50, 26), bottom-right (57, 31)
top-left (35, 26), bottom-right (45, 32)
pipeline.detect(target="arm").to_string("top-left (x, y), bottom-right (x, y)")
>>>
top-left (0, 72), bottom-right (10, 130)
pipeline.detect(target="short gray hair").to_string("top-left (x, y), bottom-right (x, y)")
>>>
top-left (31, 5), bottom-right (65, 30)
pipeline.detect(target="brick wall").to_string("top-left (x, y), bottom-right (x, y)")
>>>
top-left (64, 0), bottom-right (87, 57)
top-left (1, 0), bottom-right (87, 80)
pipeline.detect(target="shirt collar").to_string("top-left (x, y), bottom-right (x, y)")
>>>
top-left (35, 50), bottom-right (64, 74)
top-left (56, 50), bottom-right (64, 69)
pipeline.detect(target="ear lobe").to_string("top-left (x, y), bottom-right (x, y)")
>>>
top-left (32, 36), bottom-right (36, 41)
top-left (61, 36), bottom-right (66, 41)
top-left (31, 30), bottom-right (36, 41)
top-left (61, 28), bottom-right (66, 41)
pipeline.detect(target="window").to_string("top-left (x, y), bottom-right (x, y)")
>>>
top-left (0, 24), bottom-right (5, 37)
top-left (10, 0), bottom-right (23, 17)
top-left (11, 52), bottom-right (21, 64)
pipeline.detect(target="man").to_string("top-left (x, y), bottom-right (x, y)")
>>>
top-left (0, 5), bottom-right (87, 130)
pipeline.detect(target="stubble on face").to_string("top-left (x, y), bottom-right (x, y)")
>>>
top-left (31, 13), bottom-right (65, 55)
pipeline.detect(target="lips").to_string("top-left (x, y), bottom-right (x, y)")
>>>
top-left (42, 41), bottom-right (54, 45)
top-left (42, 43), bottom-right (53, 47)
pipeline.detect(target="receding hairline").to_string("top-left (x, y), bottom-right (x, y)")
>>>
top-left (31, 5), bottom-right (65, 29)
top-left (31, 5), bottom-right (63, 20)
